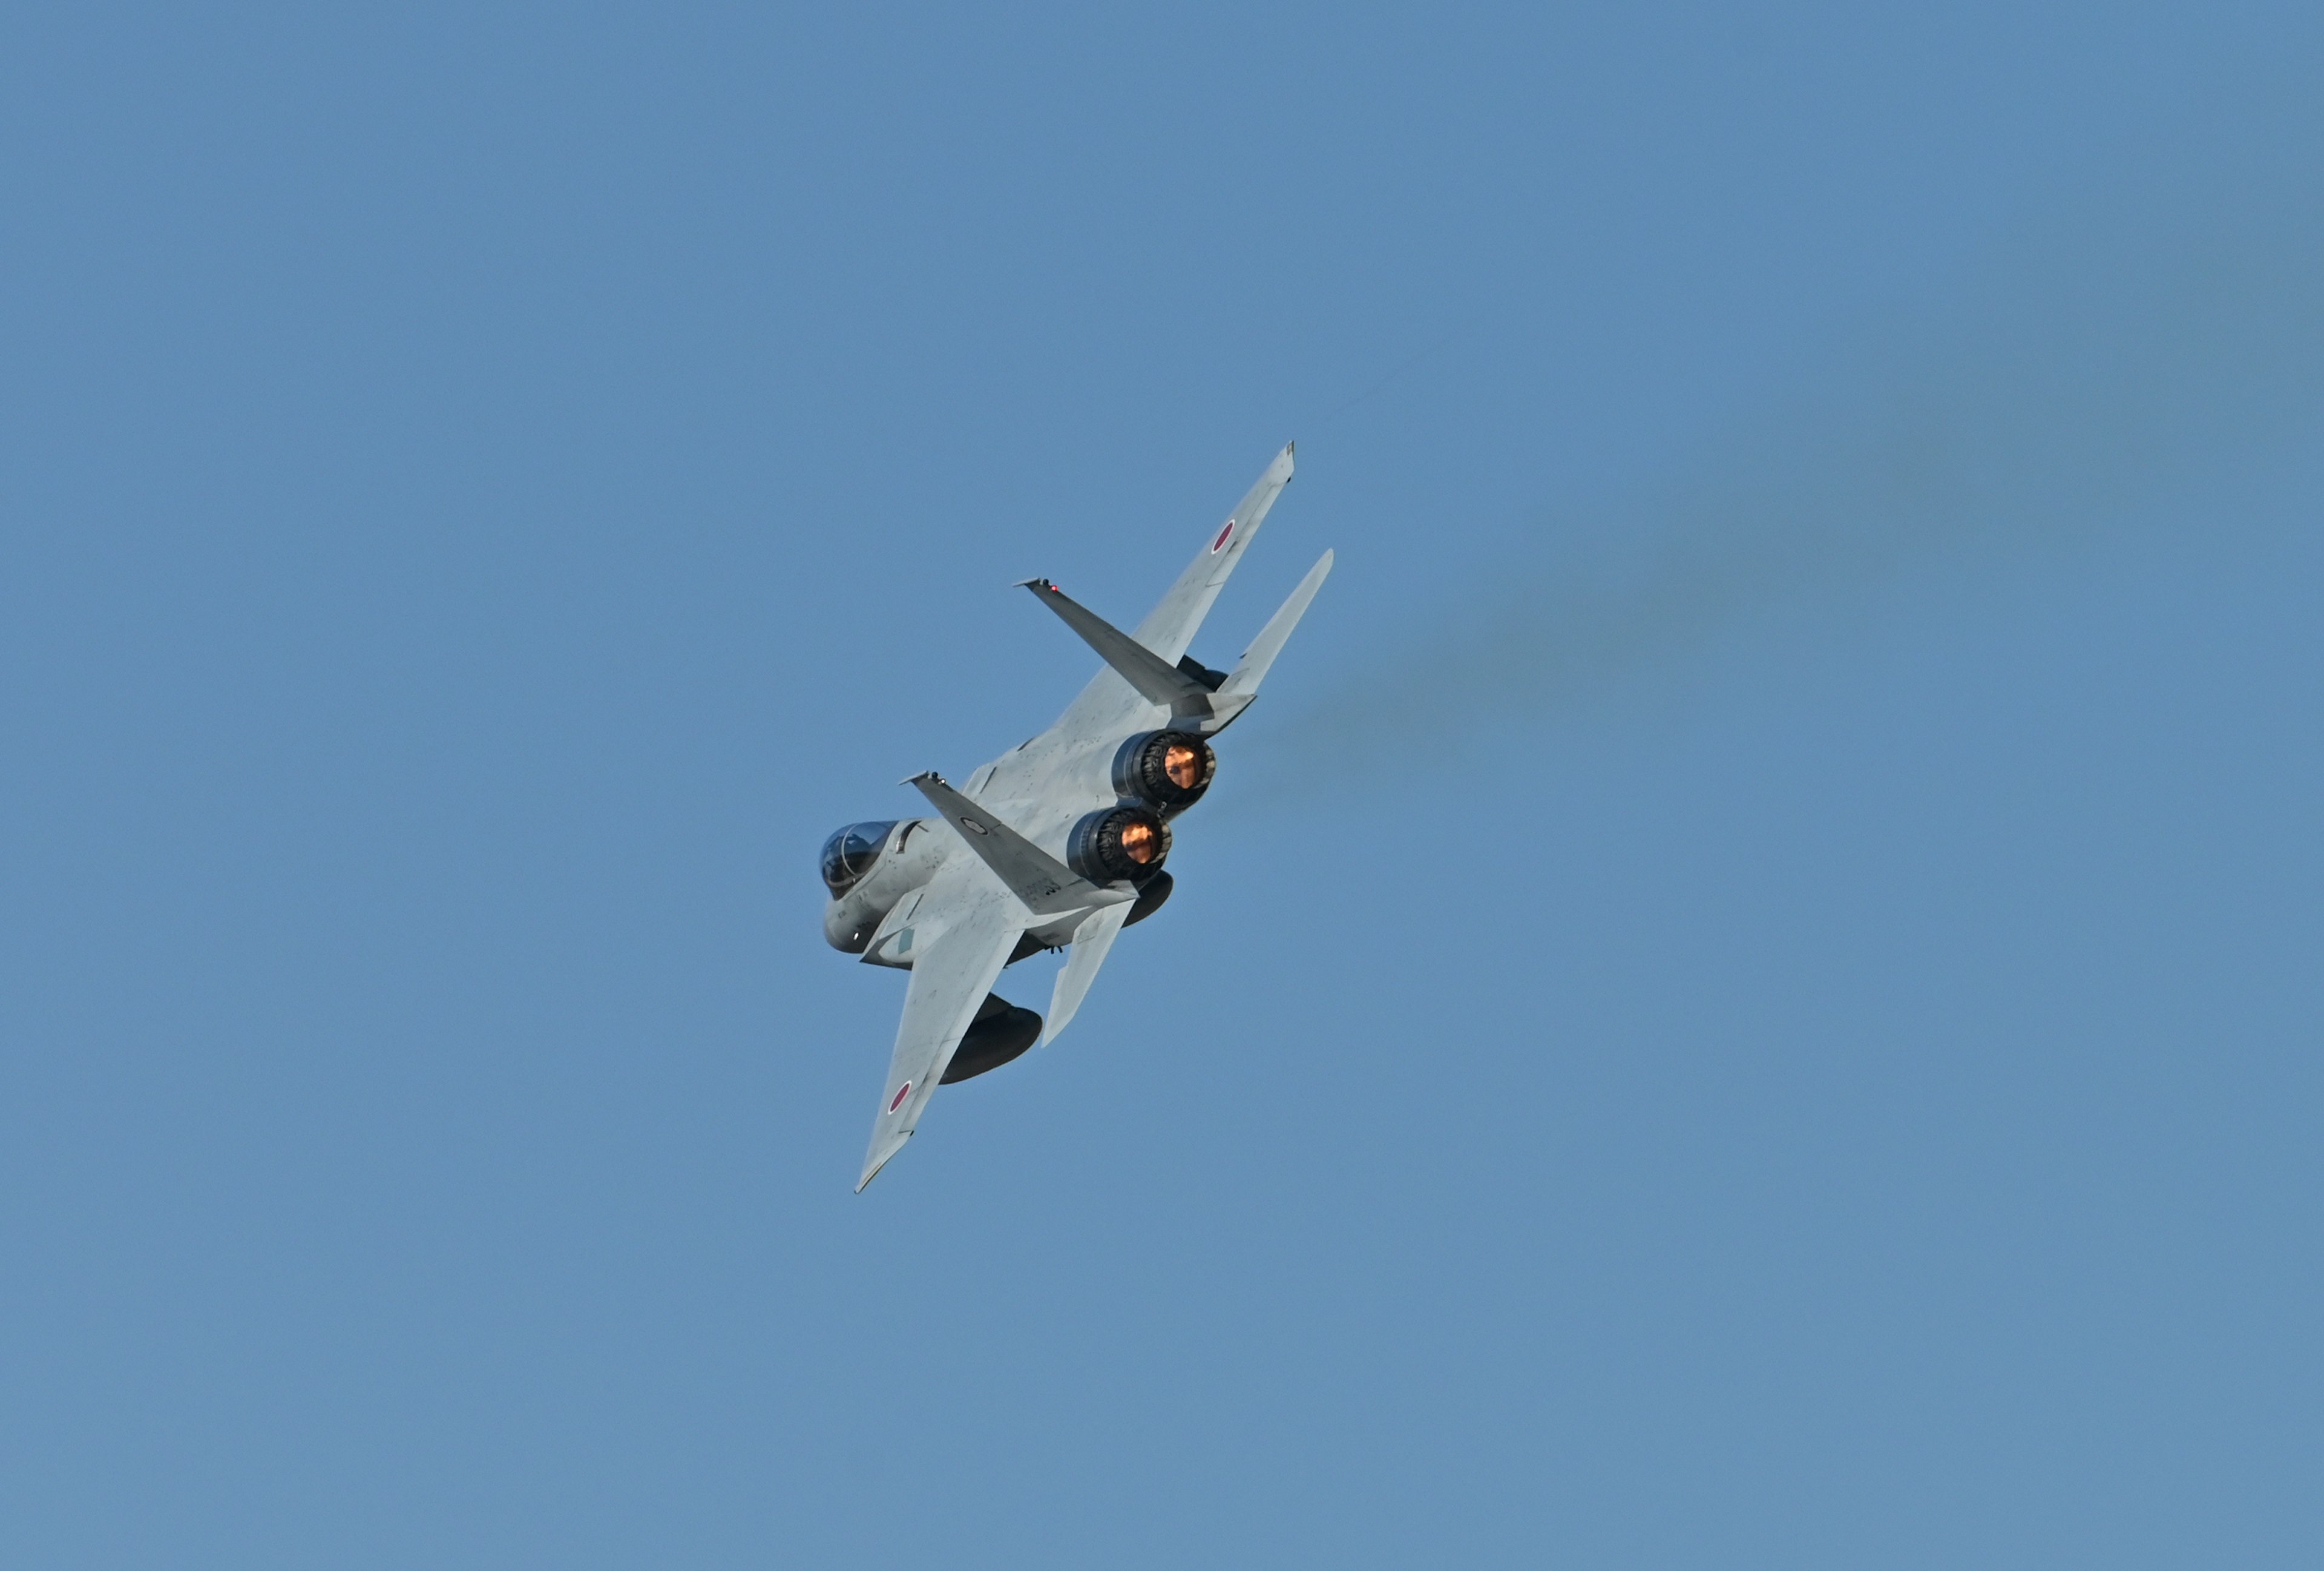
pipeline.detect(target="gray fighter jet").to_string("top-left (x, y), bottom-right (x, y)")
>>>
top-left (821, 444), bottom-right (1330, 1190)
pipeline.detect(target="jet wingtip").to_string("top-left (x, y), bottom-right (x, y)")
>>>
top-left (856, 1131), bottom-right (910, 1192)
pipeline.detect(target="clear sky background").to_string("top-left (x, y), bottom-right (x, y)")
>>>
top-left (5, 5), bottom-right (2321, 1567)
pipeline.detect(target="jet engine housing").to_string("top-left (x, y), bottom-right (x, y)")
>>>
top-left (1066, 805), bottom-right (1171, 884)
top-left (1111, 730), bottom-right (1216, 811)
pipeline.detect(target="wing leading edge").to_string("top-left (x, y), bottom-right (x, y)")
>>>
top-left (857, 899), bottom-right (1025, 1191)
top-left (1137, 441), bottom-right (1296, 663)
top-left (1051, 443), bottom-right (1295, 740)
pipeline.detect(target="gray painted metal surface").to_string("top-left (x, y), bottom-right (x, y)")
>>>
top-left (826, 444), bottom-right (1332, 1191)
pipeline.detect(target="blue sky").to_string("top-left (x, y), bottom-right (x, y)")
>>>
top-left (5, 5), bottom-right (2320, 1566)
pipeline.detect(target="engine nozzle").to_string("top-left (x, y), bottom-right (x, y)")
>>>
top-left (1112, 730), bottom-right (1216, 809)
top-left (1067, 805), bottom-right (1172, 884)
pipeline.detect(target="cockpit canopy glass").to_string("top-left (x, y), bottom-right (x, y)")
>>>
top-left (819, 820), bottom-right (896, 896)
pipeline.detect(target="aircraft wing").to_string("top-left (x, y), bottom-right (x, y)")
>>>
top-left (857, 893), bottom-right (1024, 1191)
top-left (1135, 442), bottom-right (1298, 663)
top-left (1051, 444), bottom-right (1295, 740)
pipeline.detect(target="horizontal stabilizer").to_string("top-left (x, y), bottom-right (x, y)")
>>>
top-left (1020, 579), bottom-right (1262, 733)
top-left (1019, 579), bottom-right (1217, 717)
top-left (906, 772), bottom-right (1131, 918)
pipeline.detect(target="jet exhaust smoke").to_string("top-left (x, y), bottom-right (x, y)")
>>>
top-left (1270, 131), bottom-right (2324, 777)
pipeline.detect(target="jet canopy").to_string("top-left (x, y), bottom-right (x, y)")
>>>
top-left (819, 821), bottom-right (896, 896)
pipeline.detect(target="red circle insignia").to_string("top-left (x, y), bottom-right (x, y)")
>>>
top-left (1210, 521), bottom-right (1234, 553)
top-left (888, 1082), bottom-right (911, 1113)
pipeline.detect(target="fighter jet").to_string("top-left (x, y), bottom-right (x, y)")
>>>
top-left (821, 444), bottom-right (1330, 1190)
